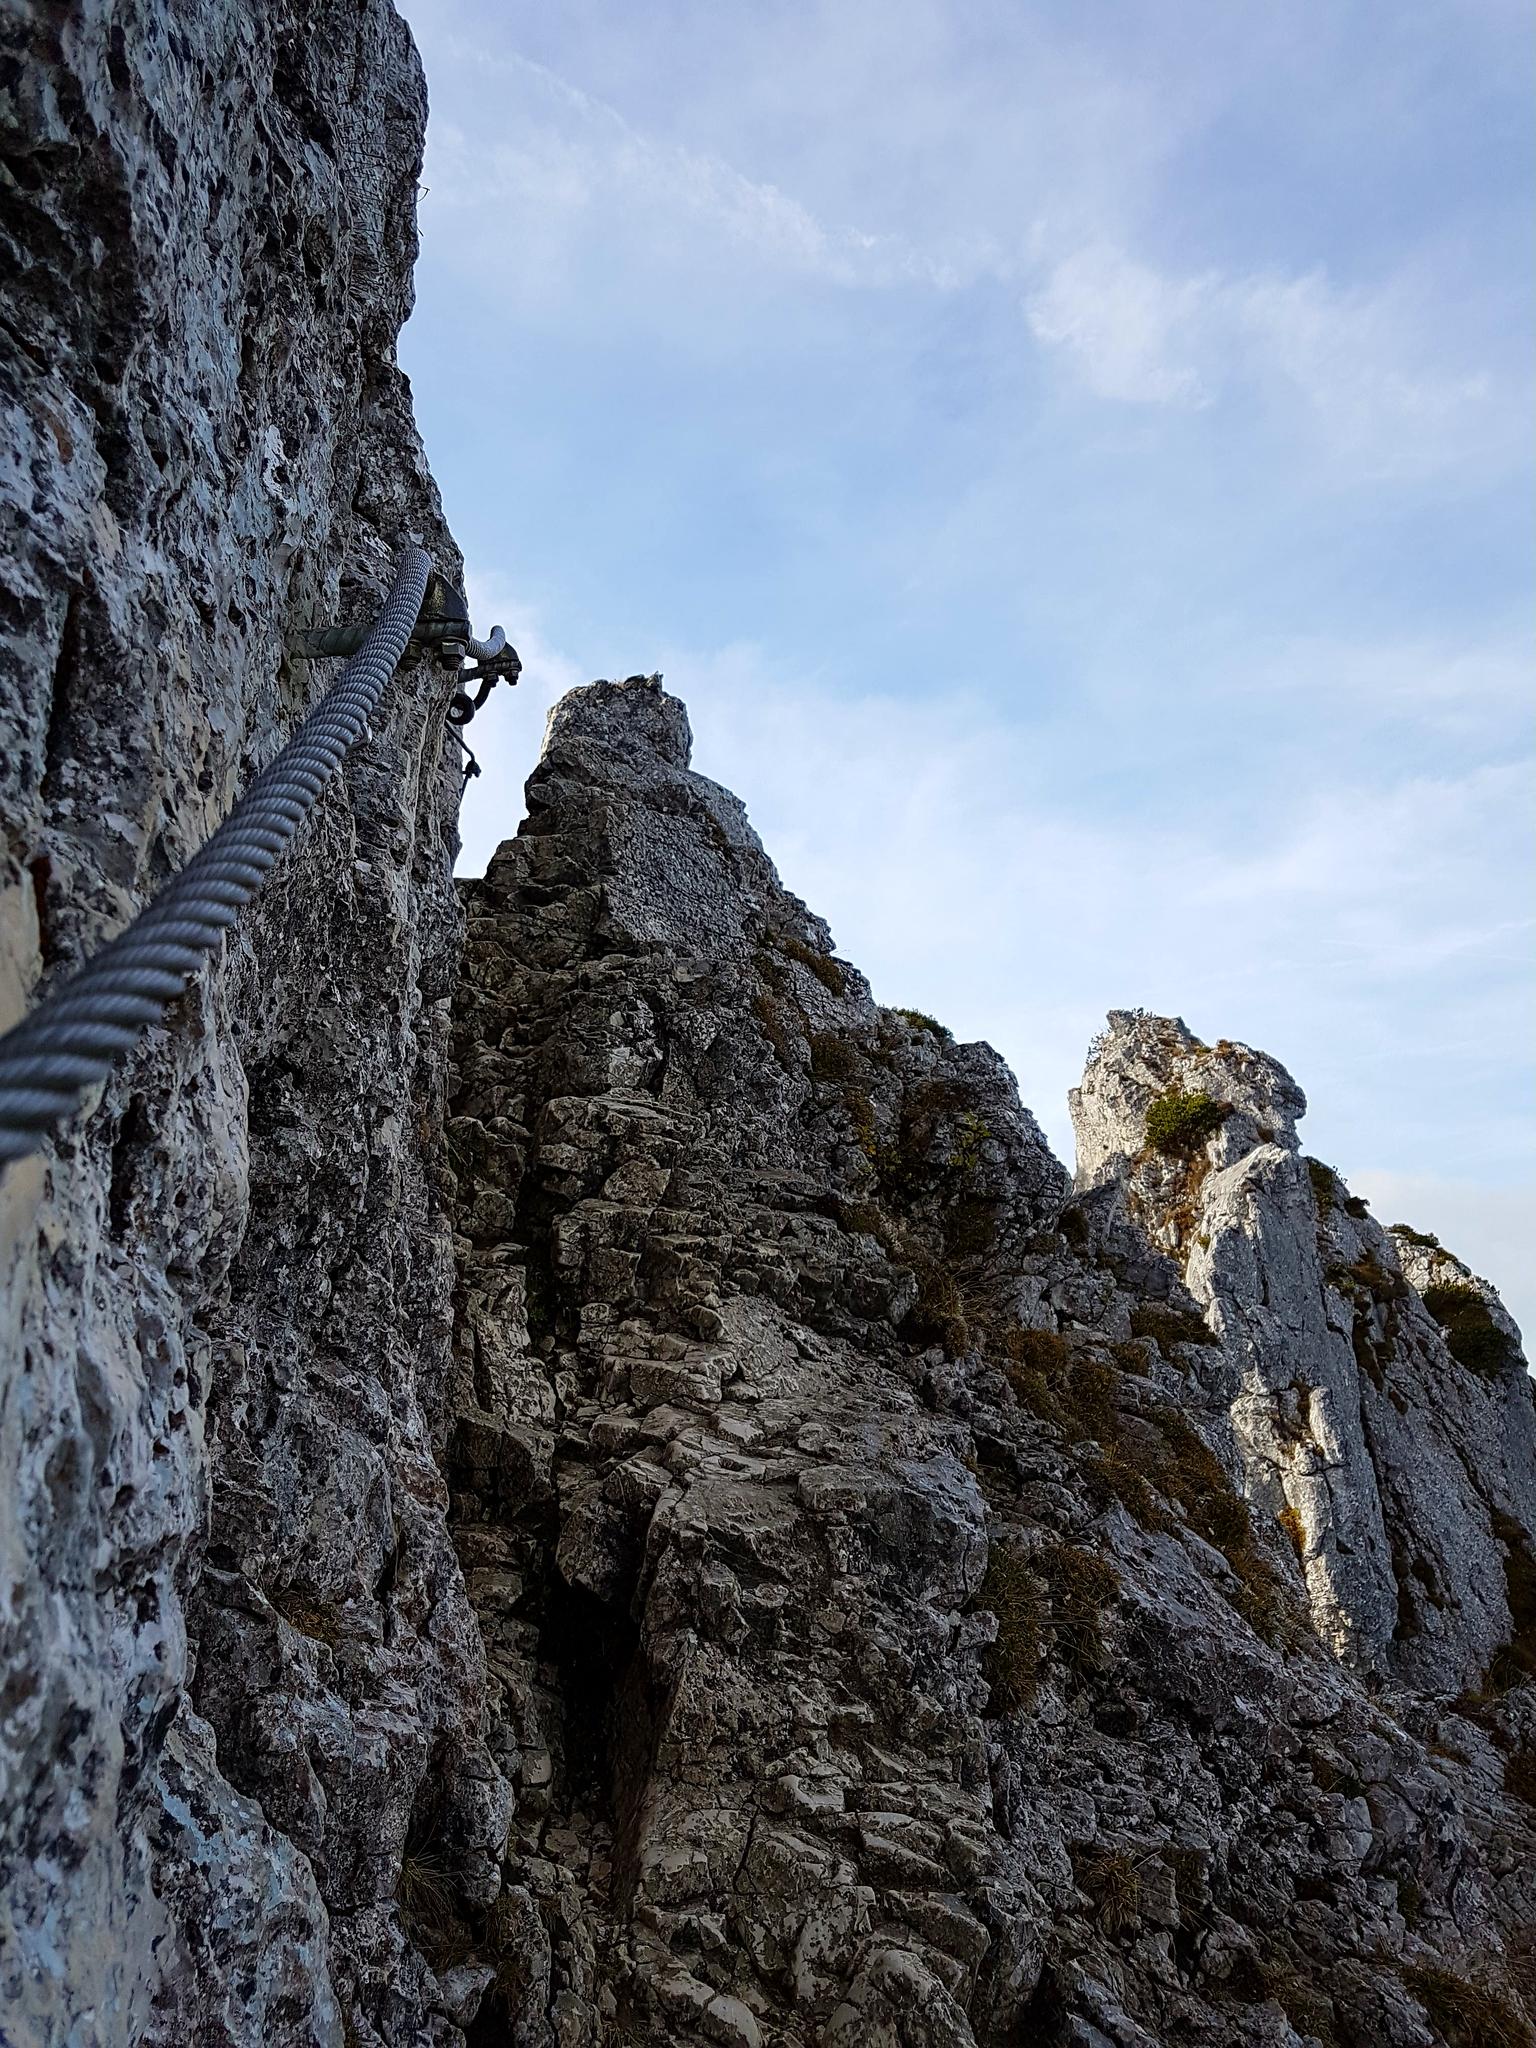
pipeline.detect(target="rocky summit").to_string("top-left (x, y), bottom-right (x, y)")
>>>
top-left (2, 4), bottom-right (1534, 2044)
top-left (434, 676), bottom-right (1536, 2048)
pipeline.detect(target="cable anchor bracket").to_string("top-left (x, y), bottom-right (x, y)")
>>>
top-left (289, 572), bottom-right (521, 726)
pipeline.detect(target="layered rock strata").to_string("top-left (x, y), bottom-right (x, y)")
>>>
top-left (0, 5), bottom-right (502, 2042)
top-left (444, 678), bottom-right (1536, 2048)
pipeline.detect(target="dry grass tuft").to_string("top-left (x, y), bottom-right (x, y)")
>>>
top-left (978, 1544), bottom-right (1047, 1710)
top-left (975, 1540), bottom-right (1119, 1706)
top-left (396, 1841), bottom-right (475, 1966)
top-left (808, 1032), bottom-right (860, 1083)
top-left (1041, 1544), bottom-right (1119, 1676)
top-left (1129, 1301), bottom-right (1213, 1351)
top-left (1403, 1962), bottom-right (1534, 2048)
top-left (1073, 1846), bottom-right (1143, 1936)
top-left (775, 930), bottom-right (847, 995)
top-left (753, 988), bottom-right (800, 1070)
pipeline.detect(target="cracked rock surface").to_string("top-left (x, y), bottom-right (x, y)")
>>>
top-left (1072, 1010), bottom-right (1536, 1693)
top-left (444, 679), bottom-right (1536, 2047)
top-left (1, 4), bottom-right (500, 2042)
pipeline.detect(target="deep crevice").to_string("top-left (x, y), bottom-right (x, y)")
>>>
top-left (40, 589), bottom-right (84, 801)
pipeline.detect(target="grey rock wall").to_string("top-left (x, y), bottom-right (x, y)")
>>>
top-left (1071, 1010), bottom-right (1536, 1692)
top-left (443, 681), bottom-right (1536, 2047)
top-left (0, 3), bottom-right (502, 2041)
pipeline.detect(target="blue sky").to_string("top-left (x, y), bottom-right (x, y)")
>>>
top-left (398, 0), bottom-right (1534, 1333)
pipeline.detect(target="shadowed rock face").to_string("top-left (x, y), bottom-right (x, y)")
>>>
top-left (0, 3), bottom-right (504, 2042)
top-left (446, 679), bottom-right (1536, 2048)
top-left (1072, 1010), bottom-right (1536, 1692)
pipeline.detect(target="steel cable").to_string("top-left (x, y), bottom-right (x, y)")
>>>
top-left (0, 545), bottom-right (432, 1164)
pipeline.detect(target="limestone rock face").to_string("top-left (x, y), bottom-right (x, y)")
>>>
top-left (1071, 1010), bottom-right (1536, 1690)
top-left (446, 682), bottom-right (1536, 2047)
top-left (0, 4), bottom-right (502, 2042)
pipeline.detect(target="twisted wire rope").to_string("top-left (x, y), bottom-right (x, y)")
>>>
top-left (0, 545), bottom-right (432, 1164)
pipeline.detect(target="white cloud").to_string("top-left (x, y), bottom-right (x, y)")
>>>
top-left (1235, 632), bottom-right (1535, 739)
top-left (1024, 246), bottom-right (1215, 405)
top-left (1025, 242), bottom-right (1506, 471)
top-left (410, 10), bottom-right (1525, 487)
top-left (421, 56), bottom-right (980, 303)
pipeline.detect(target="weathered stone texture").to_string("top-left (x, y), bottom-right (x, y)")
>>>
top-left (0, 3), bottom-right (500, 2042)
top-left (1072, 1010), bottom-right (1536, 1692)
top-left (5, 9), bottom-right (1536, 2041)
top-left (444, 681), bottom-right (1536, 2047)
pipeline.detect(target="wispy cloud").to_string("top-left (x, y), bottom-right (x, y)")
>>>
top-left (424, 54), bottom-right (982, 300)
top-left (416, 12), bottom-right (1525, 482)
top-left (406, 0), bottom-right (1534, 1314)
top-left (1025, 243), bottom-right (1506, 472)
top-left (1025, 246), bottom-right (1213, 406)
top-left (427, 61), bottom-right (1518, 486)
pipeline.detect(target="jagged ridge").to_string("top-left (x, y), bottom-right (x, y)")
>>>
top-left (440, 677), bottom-right (1536, 2048)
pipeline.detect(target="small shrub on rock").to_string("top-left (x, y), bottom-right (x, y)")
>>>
top-left (808, 1032), bottom-right (859, 1083)
top-left (892, 1007), bottom-right (951, 1040)
top-left (1421, 1281), bottom-right (1514, 1380)
top-left (1144, 1089), bottom-right (1231, 1157)
top-left (1306, 1157), bottom-right (1339, 1215)
top-left (1487, 1511), bottom-right (1536, 1693)
top-left (946, 1110), bottom-right (991, 1175)
top-left (1390, 1223), bottom-right (1440, 1249)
